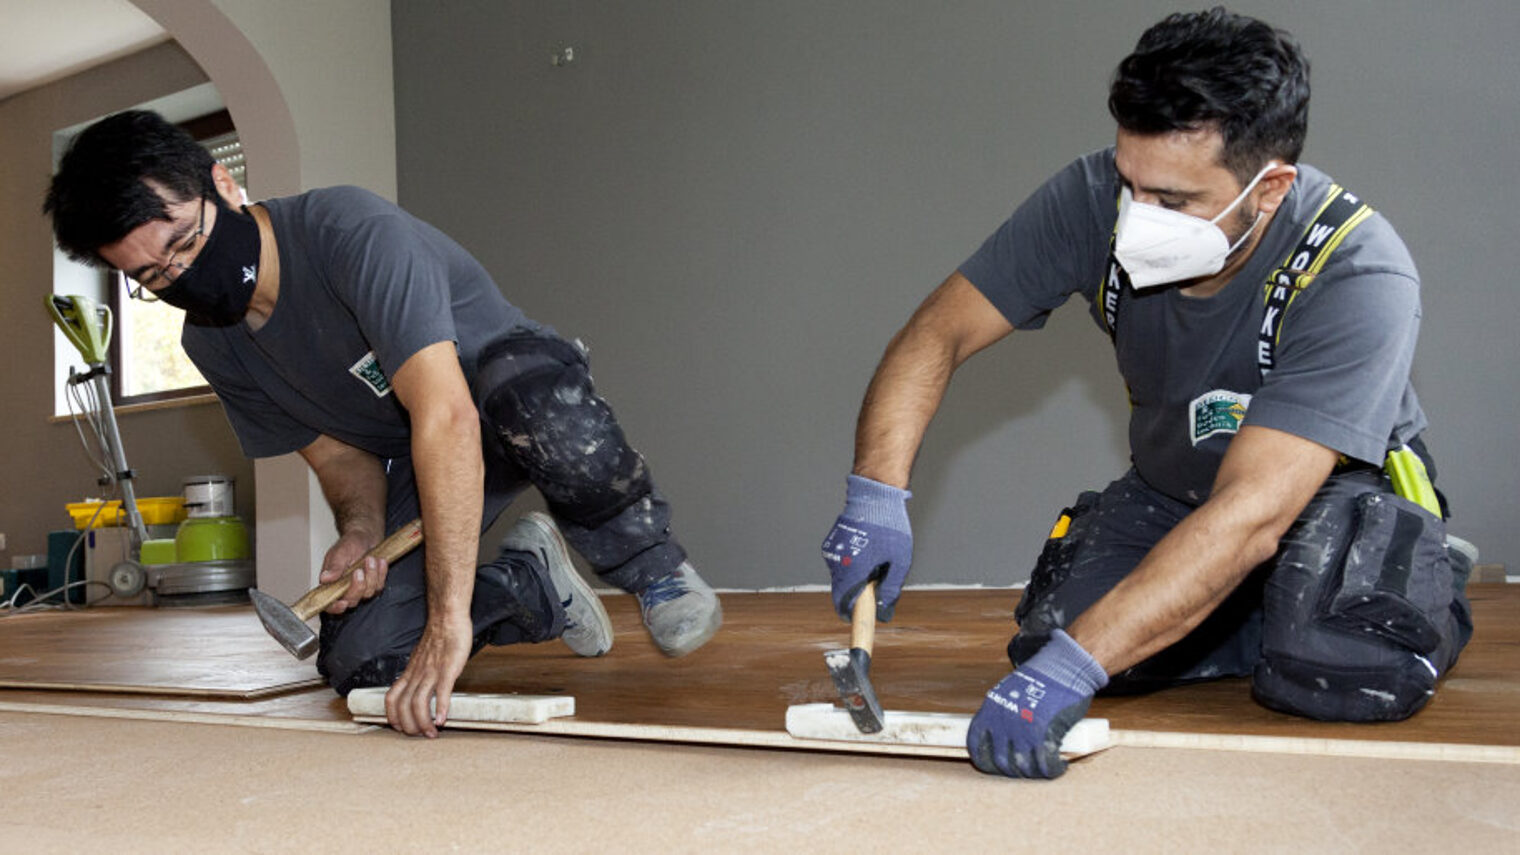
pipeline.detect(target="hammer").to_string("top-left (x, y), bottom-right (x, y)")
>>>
top-left (249, 518), bottom-right (424, 659)
top-left (824, 580), bottom-right (885, 733)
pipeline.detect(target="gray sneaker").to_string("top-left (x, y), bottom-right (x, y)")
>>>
top-left (637, 562), bottom-right (722, 657)
top-left (504, 512), bottom-right (613, 657)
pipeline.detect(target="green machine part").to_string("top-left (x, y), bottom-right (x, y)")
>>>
top-left (48, 294), bottom-right (113, 366)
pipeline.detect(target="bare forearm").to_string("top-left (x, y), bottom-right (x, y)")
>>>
top-left (1066, 487), bottom-right (1280, 672)
top-left (1066, 425), bottom-right (1338, 674)
top-left (301, 437), bottom-right (387, 540)
top-left (411, 412), bottom-right (483, 623)
top-left (852, 274), bottom-right (1013, 488)
top-left (852, 325), bottom-right (956, 488)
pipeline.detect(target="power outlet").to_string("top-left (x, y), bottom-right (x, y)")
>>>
top-left (0, 532), bottom-right (6, 551)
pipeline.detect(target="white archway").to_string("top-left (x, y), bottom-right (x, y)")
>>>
top-left (128, 0), bottom-right (301, 196)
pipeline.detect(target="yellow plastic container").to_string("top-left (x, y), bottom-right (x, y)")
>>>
top-left (67, 500), bottom-right (122, 529)
top-left (66, 496), bottom-right (188, 529)
top-left (137, 496), bottom-right (188, 525)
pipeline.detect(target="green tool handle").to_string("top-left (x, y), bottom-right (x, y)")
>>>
top-left (47, 295), bottom-right (112, 365)
top-left (1386, 445), bottom-right (1442, 517)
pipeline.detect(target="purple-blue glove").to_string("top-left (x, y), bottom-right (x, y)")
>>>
top-left (821, 474), bottom-right (912, 622)
top-left (966, 629), bottom-right (1108, 779)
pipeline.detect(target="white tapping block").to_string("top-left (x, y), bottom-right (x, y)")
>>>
top-left (784, 703), bottom-right (1111, 757)
top-left (346, 688), bottom-right (574, 725)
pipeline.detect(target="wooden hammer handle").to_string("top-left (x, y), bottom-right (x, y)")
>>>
top-left (290, 518), bottom-right (424, 620)
top-left (850, 580), bottom-right (876, 654)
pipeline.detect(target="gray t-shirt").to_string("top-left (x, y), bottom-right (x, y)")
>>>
top-left (960, 149), bottom-right (1426, 504)
top-left (183, 186), bottom-right (532, 459)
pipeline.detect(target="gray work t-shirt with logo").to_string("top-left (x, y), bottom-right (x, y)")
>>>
top-left (959, 149), bottom-right (1426, 505)
top-left (182, 186), bottom-right (532, 460)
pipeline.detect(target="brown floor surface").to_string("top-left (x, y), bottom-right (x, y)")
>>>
top-left (0, 605), bottom-right (322, 697)
top-left (452, 584), bottom-right (1520, 749)
top-left (3, 711), bottom-right (1515, 855)
top-left (0, 586), bottom-right (1513, 756)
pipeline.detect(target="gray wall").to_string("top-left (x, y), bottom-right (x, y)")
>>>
top-left (0, 42), bottom-right (254, 562)
top-left (392, 1), bottom-right (1519, 589)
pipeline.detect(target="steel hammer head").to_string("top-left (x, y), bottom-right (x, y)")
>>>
top-left (824, 646), bottom-right (885, 733)
top-left (249, 588), bottom-right (319, 660)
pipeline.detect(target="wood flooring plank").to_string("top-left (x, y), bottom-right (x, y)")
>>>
top-left (0, 606), bottom-right (324, 697)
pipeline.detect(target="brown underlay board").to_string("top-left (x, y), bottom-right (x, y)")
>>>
top-left (0, 587), bottom-right (1515, 760)
top-left (0, 605), bottom-right (323, 698)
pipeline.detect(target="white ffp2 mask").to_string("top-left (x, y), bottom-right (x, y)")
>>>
top-left (1113, 162), bottom-right (1277, 290)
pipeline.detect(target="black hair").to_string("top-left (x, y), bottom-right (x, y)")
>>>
top-left (1108, 7), bottom-right (1310, 183)
top-left (43, 110), bottom-right (217, 267)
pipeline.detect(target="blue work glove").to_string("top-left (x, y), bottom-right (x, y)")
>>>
top-left (966, 629), bottom-right (1108, 779)
top-left (821, 474), bottom-right (912, 622)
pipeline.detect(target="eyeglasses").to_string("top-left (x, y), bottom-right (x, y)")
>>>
top-left (127, 198), bottom-right (207, 301)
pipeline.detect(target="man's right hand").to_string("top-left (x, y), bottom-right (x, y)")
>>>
top-left (319, 527), bottom-right (390, 614)
top-left (822, 474), bottom-right (913, 622)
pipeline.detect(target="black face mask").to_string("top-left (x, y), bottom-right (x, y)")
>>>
top-left (155, 199), bottom-right (262, 327)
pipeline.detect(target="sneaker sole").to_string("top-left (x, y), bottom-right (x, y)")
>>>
top-left (523, 512), bottom-right (613, 657)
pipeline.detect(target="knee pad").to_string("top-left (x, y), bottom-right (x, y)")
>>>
top-left (483, 360), bottom-right (653, 528)
top-left (1255, 474), bottom-right (1462, 721)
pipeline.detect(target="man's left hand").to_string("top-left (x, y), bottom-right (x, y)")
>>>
top-left (966, 629), bottom-right (1108, 779)
top-left (383, 613), bottom-right (473, 738)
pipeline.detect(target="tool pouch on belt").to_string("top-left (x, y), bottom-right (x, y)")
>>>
top-left (1319, 491), bottom-right (1451, 654)
top-left (1014, 492), bottom-right (1100, 627)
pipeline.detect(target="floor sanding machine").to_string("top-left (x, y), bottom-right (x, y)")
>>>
top-left (48, 294), bottom-right (254, 607)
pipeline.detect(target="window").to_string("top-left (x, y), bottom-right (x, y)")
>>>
top-left (105, 109), bottom-right (245, 406)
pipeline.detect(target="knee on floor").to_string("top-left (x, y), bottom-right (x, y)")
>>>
top-left (1251, 652), bottom-right (1437, 722)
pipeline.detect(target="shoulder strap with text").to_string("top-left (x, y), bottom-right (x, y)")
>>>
top-left (1257, 184), bottom-right (1374, 377)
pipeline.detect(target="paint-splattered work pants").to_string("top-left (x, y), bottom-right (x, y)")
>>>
top-left (1008, 466), bottom-right (1473, 722)
top-left (318, 332), bottom-right (686, 695)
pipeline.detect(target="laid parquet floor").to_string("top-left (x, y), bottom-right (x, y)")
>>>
top-left (0, 605), bottom-right (322, 697)
top-left (0, 586), bottom-right (1514, 751)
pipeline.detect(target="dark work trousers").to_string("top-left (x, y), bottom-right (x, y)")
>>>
top-left (317, 332), bottom-right (686, 695)
top-left (1008, 467), bottom-right (1473, 722)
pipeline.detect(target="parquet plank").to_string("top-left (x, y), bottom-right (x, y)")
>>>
top-left (0, 606), bottom-right (322, 697)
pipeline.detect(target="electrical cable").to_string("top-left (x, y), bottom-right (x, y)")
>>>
top-left (1, 579), bottom-right (114, 616)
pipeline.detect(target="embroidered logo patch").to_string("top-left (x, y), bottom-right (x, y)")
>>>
top-left (1189, 390), bottom-right (1251, 445)
top-left (348, 351), bottom-right (392, 398)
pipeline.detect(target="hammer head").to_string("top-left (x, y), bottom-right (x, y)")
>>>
top-left (824, 646), bottom-right (884, 733)
top-left (249, 588), bottom-right (319, 660)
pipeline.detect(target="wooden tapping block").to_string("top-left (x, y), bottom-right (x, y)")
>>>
top-left (784, 703), bottom-right (1111, 758)
top-left (346, 688), bottom-right (574, 725)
